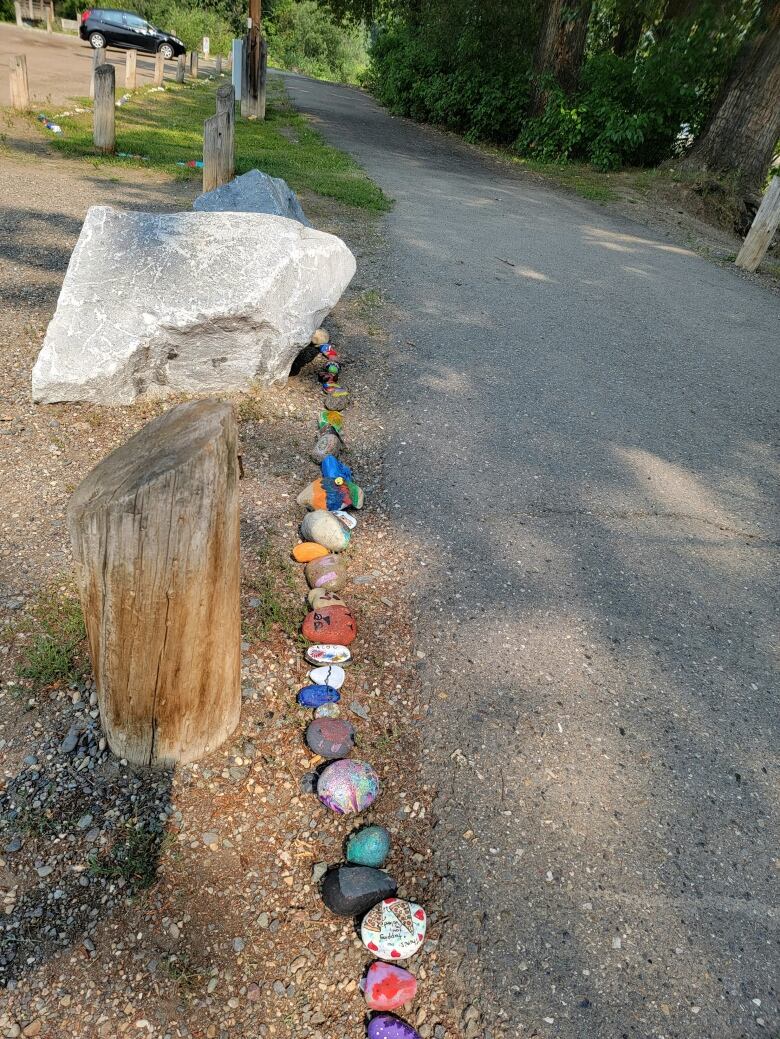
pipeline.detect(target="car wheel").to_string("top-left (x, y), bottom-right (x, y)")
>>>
top-left (158, 43), bottom-right (174, 60)
top-left (89, 32), bottom-right (106, 49)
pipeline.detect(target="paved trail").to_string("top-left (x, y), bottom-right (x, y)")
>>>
top-left (281, 72), bottom-right (779, 1038)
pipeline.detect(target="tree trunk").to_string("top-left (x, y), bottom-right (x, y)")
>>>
top-left (681, 0), bottom-right (780, 197)
top-left (531, 0), bottom-right (594, 114)
top-left (614, 2), bottom-right (645, 57)
top-left (67, 400), bottom-right (241, 767)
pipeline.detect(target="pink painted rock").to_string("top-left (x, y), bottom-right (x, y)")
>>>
top-left (302, 605), bottom-right (357, 646)
top-left (362, 962), bottom-right (417, 1011)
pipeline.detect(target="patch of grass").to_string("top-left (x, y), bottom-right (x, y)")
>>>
top-left (243, 542), bottom-right (306, 642)
top-left (16, 590), bottom-right (88, 692)
top-left (87, 825), bottom-right (172, 890)
top-left (159, 954), bottom-right (204, 993)
top-left (512, 157), bottom-right (620, 203)
top-left (41, 78), bottom-right (390, 212)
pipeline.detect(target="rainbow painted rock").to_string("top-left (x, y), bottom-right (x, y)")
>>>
top-left (302, 605), bottom-right (357, 646)
top-left (362, 962), bottom-right (417, 1012)
top-left (347, 825), bottom-right (391, 868)
top-left (297, 477), bottom-right (364, 512)
top-left (305, 643), bottom-right (353, 666)
top-left (366, 1015), bottom-right (421, 1039)
top-left (326, 388), bottom-right (350, 411)
top-left (318, 759), bottom-right (379, 815)
top-left (361, 898), bottom-right (427, 961)
top-left (318, 410), bottom-right (343, 432)
top-left (297, 684), bottom-right (340, 708)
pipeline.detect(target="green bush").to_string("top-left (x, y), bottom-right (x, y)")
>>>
top-left (267, 0), bottom-right (369, 84)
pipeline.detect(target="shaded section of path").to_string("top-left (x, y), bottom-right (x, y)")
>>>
top-left (280, 71), bottom-right (779, 1038)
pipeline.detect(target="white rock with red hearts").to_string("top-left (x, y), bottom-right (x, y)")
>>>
top-left (360, 897), bottom-right (427, 961)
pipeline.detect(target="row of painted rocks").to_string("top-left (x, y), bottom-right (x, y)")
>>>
top-left (287, 328), bottom-right (427, 1038)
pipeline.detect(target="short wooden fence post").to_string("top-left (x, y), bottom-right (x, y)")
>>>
top-left (45, 3), bottom-right (53, 31)
top-left (216, 82), bottom-right (235, 183)
top-left (93, 62), bottom-right (116, 153)
top-left (203, 110), bottom-right (231, 192)
top-left (153, 50), bottom-right (165, 86)
top-left (176, 52), bottom-right (186, 83)
top-left (735, 177), bottom-right (780, 273)
top-left (125, 48), bottom-right (137, 89)
top-left (27, 0), bottom-right (32, 19)
top-left (14, 2), bottom-right (23, 26)
top-left (190, 49), bottom-right (199, 79)
top-left (67, 400), bottom-right (241, 767)
top-left (215, 54), bottom-right (222, 76)
top-left (9, 54), bottom-right (30, 111)
top-left (89, 46), bottom-right (106, 100)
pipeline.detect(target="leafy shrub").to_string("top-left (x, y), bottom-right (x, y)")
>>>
top-left (267, 0), bottom-right (369, 84)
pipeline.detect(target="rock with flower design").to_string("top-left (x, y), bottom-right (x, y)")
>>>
top-left (361, 898), bottom-right (426, 961)
top-left (362, 962), bottom-right (417, 1012)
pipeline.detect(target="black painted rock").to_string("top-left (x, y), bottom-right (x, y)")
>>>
top-left (320, 865), bottom-right (397, 917)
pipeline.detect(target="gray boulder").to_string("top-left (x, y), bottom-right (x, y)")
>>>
top-left (31, 206), bottom-right (355, 405)
top-left (194, 169), bottom-right (310, 225)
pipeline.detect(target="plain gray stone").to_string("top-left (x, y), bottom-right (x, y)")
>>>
top-left (194, 169), bottom-right (310, 225)
top-left (32, 207), bottom-right (355, 405)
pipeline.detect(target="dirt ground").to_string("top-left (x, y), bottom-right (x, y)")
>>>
top-left (0, 116), bottom-right (477, 1038)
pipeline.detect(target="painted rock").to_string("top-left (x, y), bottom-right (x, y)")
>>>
top-left (320, 344), bottom-right (339, 361)
top-left (304, 554), bottom-right (347, 591)
top-left (334, 509), bottom-right (358, 530)
top-left (307, 589), bottom-right (347, 610)
top-left (312, 432), bottom-right (341, 464)
top-left (314, 701), bottom-right (341, 718)
top-left (305, 644), bottom-right (353, 666)
top-left (297, 477), bottom-right (364, 512)
top-left (311, 327), bottom-right (329, 346)
top-left (297, 683), bottom-right (340, 708)
top-left (292, 542), bottom-right (330, 563)
top-left (347, 825), bottom-right (391, 868)
top-left (366, 1014), bottom-right (421, 1039)
top-left (318, 409), bottom-right (343, 432)
top-left (362, 962), bottom-right (417, 1012)
top-left (320, 864), bottom-right (396, 917)
top-left (322, 455), bottom-right (353, 481)
top-left (301, 510), bottom-right (350, 552)
top-left (302, 605), bottom-right (357, 646)
top-left (324, 360), bottom-right (341, 376)
top-left (318, 759), bottom-right (379, 815)
top-left (361, 899), bottom-right (427, 961)
top-left (308, 663), bottom-right (346, 689)
top-left (306, 718), bottom-right (355, 759)
top-left (326, 389), bottom-right (350, 411)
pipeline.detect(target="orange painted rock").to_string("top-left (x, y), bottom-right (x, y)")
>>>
top-left (302, 605), bottom-right (357, 646)
top-left (292, 542), bottom-right (330, 563)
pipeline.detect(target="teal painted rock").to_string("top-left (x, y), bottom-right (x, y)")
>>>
top-left (346, 825), bottom-right (391, 868)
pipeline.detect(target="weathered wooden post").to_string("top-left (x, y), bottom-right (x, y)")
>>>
top-left (27, 0), bottom-right (32, 19)
top-left (202, 111), bottom-right (230, 192)
top-left (176, 52), bottom-right (186, 83)
top-left (258, 35), bottom-right (268, 120)
top-left (216, 81), bottom-right (235, 182)
top-left (93, 63), bottom-right (116, 154)
top-left (153, 50), bottom-right (165, 86)
top-left (67, 400), bottom-right (241, 767)
top-left (9, 55), bottom-right (29, 111)
top-left (215, 54), bottom-right (222, 76)
top-left (45, 3), bottom-right (53, 32)
top-left (190, 49), bottom-right (199, 79)
top-left (14, 2), bottom-right (23, 27)
top-left (735, 177), bottom-right (780, 273)
top-left (125, 48), bottom-right (137, 89)
top-left (89, 45), bottom-right (106, 100)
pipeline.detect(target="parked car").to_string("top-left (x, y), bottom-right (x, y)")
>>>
top-left (79, 8), bottom-right (186, 58)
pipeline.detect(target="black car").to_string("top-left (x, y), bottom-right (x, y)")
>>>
top-left (79, 8), bottom-right (186, 58)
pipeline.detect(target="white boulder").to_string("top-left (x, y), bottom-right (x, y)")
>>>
top-left (32, 206), bottom-right (355, 405)
top-left (194, 168), bottom-right (310, 225)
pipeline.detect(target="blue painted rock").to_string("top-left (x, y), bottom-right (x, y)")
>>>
top-left (361, 898), bottom-right (427, 961)
top-left (305, 554), bottom-right (347, 591)
top-left (318, 759), bottom-right (379, 815)
top-left (362, 962), bottom-right (417, 1011)
top-left (306, 718), bottom-right (355, 759)
top-left (297, 684), bottom-right (340, 708)
top-left (367, 1015), bottom-right (421, 1039)
top-left (347, 825), bottom-right (391, 868)
top-left (320, 864), bottom-right (396, 917)
top-left (301, 510), bottom-right (350, 552)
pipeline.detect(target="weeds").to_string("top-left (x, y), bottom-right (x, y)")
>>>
top-left (243, 543), bottom-right (306, 642)
top-left (87, 825), bottom-right (172, 890)
top-left (16, 589), bottom-right (88, 692)
top-left (159, 954), bottom-right (204, 993)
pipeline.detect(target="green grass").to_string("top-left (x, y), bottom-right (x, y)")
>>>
top-left (512, 156), bottom-right (619, 203)
top-left (242, 542), bottom-right (306, 642)
top-left (16, 590), bottom-right (88, 692)
top-left (87, 825), bottom-right (172, 890)
top-left (41, 78), bottom-right (390, 211)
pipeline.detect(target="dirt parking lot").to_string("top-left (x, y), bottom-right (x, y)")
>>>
top-left (0, 23), bottom-right (216, 107)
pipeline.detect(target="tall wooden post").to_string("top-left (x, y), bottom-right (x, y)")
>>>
top-left (93, 63), bottom-right (116, 154)
top-left (190, 49), bottom-right (199, 79)
top-left (203, 111), bottom-right (231, 192)
top-left (9, 55), bottom-right (30, 111)
top-left (153, 50), bottom-right (165, 86)
top-left (735, 177), bottom-right (780, 273)
top-left (216, 82), bottom-right (235, 181)
top-left (27, 0), bottom-right (32, 19)
top-left (176, 53), bottom-right (186, 83)
top-left (14, 2), bottom-right (23, 27)
top-left (215, 54), bottom-right (222, 76)
top-left (89, 46), bottom-right (106, 100)
top-left (243, 0), bottom-right (266, 120)
top-left (45, 3), bottom-right (53, 32)
top-left (125, 48), bottom-right (137, 89)
top-left (67, 401), bottom-right (241, 767)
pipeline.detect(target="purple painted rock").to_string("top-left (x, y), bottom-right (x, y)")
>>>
top-left (304, 554), bottom-right (347, 591)
top-left (367, 1015), bottom-right (421, 1039)
top-left (306, 718), bottom-right (355, 759)
top-left (302, 605), bottom-right (357, 646)
top-left (362, 962), bottom-right (417, 1011)
top-left (318, 759), bottom-right (379, 815)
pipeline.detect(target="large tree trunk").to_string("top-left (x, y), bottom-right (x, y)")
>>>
top-left (531, 0), bottom-right (594, 114)
top-left (681, 0), bottom-right (780, 197)
top-left (614, 3), bottom-right (645, 58)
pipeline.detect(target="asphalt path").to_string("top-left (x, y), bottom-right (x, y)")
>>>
top-left (279, 71), bottom-right (779, 1039)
